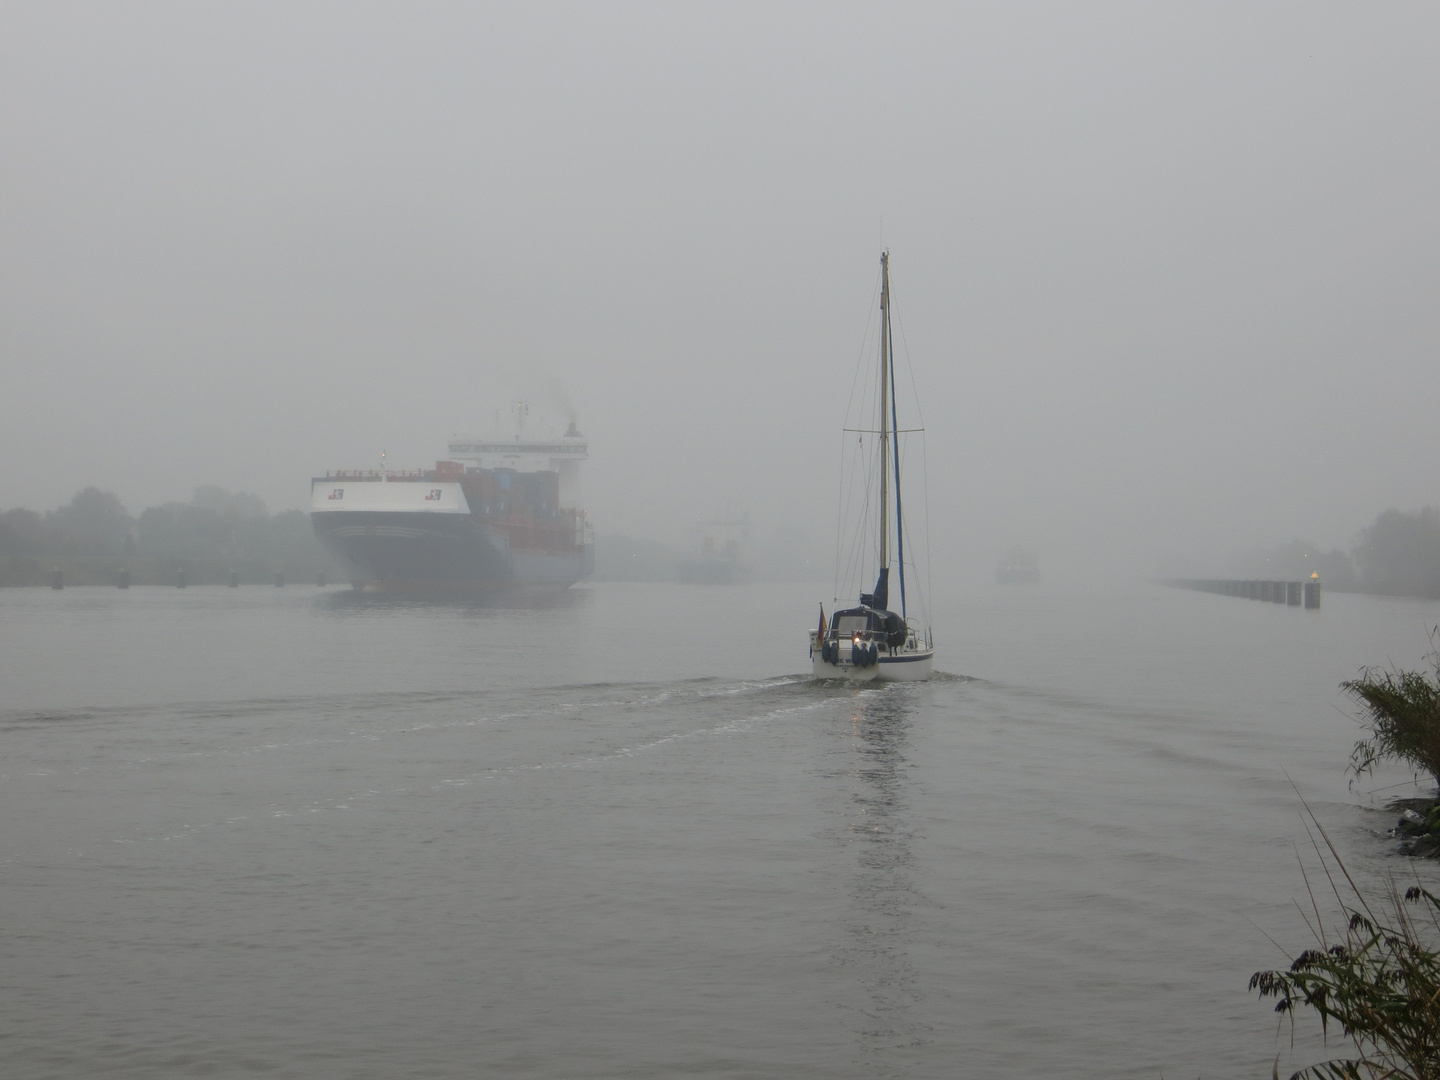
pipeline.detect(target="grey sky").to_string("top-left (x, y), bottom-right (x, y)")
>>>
top-left (3, 3), bottom-right (1437, 582)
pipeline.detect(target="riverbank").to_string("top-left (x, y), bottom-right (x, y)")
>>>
top-left (0, 553), bottom-right (338, 587)
top-left (1389, 798), bottom-right (1440, 856)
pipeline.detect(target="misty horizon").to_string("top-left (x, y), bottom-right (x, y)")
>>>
top-left (4, 4), bottom-right (1437, 585)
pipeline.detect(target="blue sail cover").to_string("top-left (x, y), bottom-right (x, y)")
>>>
top-left (860, 567), bottom-right (889, 611)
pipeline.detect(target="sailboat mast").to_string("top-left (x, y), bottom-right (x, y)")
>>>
top-left (878, 251), bottom-right (890, 573)
top-left (890, 285), bottom-right (907, 620)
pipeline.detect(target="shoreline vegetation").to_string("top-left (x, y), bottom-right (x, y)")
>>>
top-left (1226, 507), bottom-right (1440, 601)
top-left (2, 483), bottom-right (836, 588)
top-left (6, 491), bottom-right (1440, 595)
top-left (1, 488), bottom-right (820, 588)
top-left (1252, 652), bottom-right (1440, 1078)
top-left (0, 486), bottom-right (337, 587)
top-left (1251, 807), bottom-right (1440, 1080)
top-left (1348, 642), bottom-right (1440, 858)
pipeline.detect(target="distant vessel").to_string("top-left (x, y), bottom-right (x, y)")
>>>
top-left (810, 251), bottom-right (935, 681)
top-left (677, 515), bottom-right (749, 584)
top-left (996, 545), bottom-right (1039, 585)
top-left (310, 409), bottom-right (593, 592)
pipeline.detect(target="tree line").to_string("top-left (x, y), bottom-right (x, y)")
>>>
top-left (1228, 506), bottom-right (1440, 600)
top-left (0, 486), bottom-right (335, 586)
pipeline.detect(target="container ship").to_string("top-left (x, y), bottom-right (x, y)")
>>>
top-left (310, 419), bottom-right (592, 592)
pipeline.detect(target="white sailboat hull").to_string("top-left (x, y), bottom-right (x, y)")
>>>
top-left (809, 634), bottom-right (935, 682)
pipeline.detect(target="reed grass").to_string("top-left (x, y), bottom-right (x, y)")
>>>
top-left (1251, 805), bottom-right (1440, 1080)
top-left (1346, 633), bottom-right (1440, 785)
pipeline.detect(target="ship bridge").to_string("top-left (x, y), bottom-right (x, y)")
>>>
top-left (447, 418), bottom-right (588, 504)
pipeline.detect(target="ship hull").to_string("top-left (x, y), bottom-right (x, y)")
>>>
top-left (312, 512), bottom-right (587, 591)
top-left (310, 479), bottom-right (590, 593)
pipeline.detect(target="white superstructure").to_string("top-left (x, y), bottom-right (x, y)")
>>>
top-left (447, 415), bottom-right (589, 506)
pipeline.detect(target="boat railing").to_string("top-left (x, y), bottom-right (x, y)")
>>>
top-left (810, 625), bottom-right (930, 653)
top-left (905, 617), bottom-right (933, 650)
top-left (321, 470), bottom-right (448, 481)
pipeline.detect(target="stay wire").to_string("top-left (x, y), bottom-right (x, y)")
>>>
top-left (891, 272), bottom-right (937, 632)
top-left (833, 266), bottom-right (884, 604)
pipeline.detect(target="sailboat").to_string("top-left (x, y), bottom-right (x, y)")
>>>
top-left (810, 250), bottom-right (935, 682)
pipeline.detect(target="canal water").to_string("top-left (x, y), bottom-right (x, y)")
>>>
top-left (2, 581), bottom-right (1438, 1078)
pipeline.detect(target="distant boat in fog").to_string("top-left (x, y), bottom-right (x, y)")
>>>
top-left (677, 515), bottom-right (749, 585)
top-left (996, 545), bottom-right (1039, 585)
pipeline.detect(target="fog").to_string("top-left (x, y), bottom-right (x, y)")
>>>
top-left (3, 2), bottom-right (1437, 585)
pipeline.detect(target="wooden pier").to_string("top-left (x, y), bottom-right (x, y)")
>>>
top-left (1165, 578), bottom-right (1321, 609)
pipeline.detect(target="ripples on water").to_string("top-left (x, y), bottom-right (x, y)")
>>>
top-left (2, 582), bottom-right (1440, 1078)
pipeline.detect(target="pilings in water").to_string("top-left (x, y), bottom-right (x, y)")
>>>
top-left (35, 567), bottom-right (312, 590)
top-left (1165, 578), bottom-right (1320, 609)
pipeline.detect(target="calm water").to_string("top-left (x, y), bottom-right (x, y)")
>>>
top-left (3, 581), bottom-right (1440, 1079)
